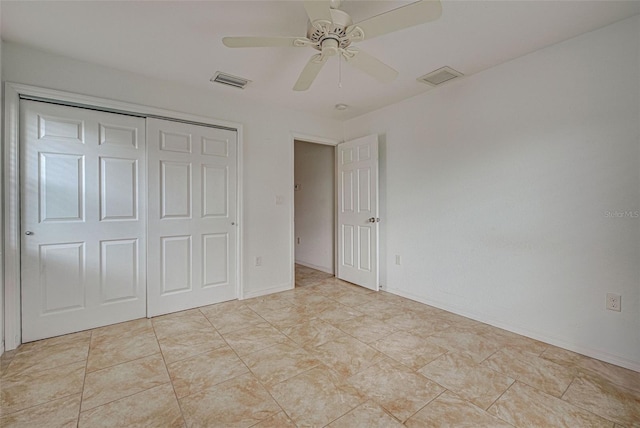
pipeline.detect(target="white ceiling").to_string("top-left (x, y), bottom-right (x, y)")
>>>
top-left (2, 1), bottom-right (639, 120)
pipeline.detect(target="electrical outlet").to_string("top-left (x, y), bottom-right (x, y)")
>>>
top-left (395, 255), bottom-right (401, 265)
top-left (275, 195), bottom-right (284, 205)
top-left (606, 293), bottom-right (621, 312)
top-left (255, 256), bottom-right (262, 267)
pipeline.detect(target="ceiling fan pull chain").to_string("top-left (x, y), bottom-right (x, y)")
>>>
top-left (339, 53), bottom-right (343, 88)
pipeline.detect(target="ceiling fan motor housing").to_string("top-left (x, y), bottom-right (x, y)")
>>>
top-left (307, 8), bottom-right (353, 51)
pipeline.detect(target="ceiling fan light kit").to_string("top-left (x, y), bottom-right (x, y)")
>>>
top-left (222, 0), bottom-right (443, 91)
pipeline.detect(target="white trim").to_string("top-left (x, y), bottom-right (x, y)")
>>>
top-left (3, 82), bottom-right (244, 349)
top-left (236, 127), bottom-right (244, 301)
top-left (241, 282), bottom-right (293, 300)
top-left (10, 83), bottom-right (242, 131)
top-left (4, 84), bottom-right (21, 350)
top-left (290, 132), bottom-right (340, 289)
top-left (294, 260), bottom-right (334, 275)
top-left (291, 132), bottom-right (339, 147)
top-left (385, 285), bottom-right (640, 372)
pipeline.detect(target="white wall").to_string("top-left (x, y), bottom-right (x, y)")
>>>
top-left (294, 140), bottom-right (334, 273)
top-left (1, 42), bottom-right (342, 305)
top-left (0, 38), bottom-right (4, 355)
top-left (345, 16), bottom-right (640, 370)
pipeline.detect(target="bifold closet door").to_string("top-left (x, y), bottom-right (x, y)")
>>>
top-left (20, 101), bottom-right (147, 342)
top-left (147, 118), bottom-right (238, 316)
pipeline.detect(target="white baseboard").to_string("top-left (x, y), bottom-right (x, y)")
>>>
top-left (294, 260), bottom-right (334, 275)
top-left (241, 282), bottom-right (293, 300)
top-left (386, 285), bottom-right (640, 372)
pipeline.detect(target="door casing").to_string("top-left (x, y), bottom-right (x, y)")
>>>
top-left (3, 82), bottom-right (244, 350)
top-left (289, 132), bottom-right (380, 290)
top-left (289, 133), bottom-right (339, 289)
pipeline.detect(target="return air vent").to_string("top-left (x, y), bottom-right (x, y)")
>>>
top-left (210, 72), bottom-right (251, 89)
top-left (418, 66), bottom-right (463, 86)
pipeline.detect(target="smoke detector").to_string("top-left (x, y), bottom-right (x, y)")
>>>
top-left (418, 66), bottom-right (463, 86)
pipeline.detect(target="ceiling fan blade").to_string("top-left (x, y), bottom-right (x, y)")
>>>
top-left (294, 54), bottom-right (329, 91)
top-left (350, 0), bottom-right (442, 41)
top-left (303, 1), bottom-right (333, 24)
top-left (344, 49), bottom-right (398, 83)
top-left (222, 36), bottom-right (309, 48)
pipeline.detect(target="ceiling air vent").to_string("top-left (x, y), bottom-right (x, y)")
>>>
top-left (210, 72), bottom-right (251, 89)
top-left (418, 66), bottom-right (463, 86)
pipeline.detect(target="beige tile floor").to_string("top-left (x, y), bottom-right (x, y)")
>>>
top-left (1, 265), bottom-right (639, 427)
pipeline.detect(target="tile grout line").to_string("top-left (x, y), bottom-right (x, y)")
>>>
top-left (79, 326), bottom-right (177, 417)
top-left (535, 344), bottom-right (550, 357)
top-left (0, 391), bottom-right (82, 421)
top-left (0, 386), bottom-right (82, 419)
top-left (150, 317), bottom-right (188, 428)
top-left (83, 348), bottom-right (161, 374)
top-left (1, 356), bottom-right (89, 380)
top-left (75, 329), bottom-right (93, 427)
top-left (219, 321), bottom-right (291, 426)
top-left (263, 362), bottom-right (337, 424)
top-left (0, 357), bottom-right (92, 419)
top-left (198, 306), bottom-right (292, 425)
top-left (402, 388), bottom-right (448, 424)
top-left (81, 382), bottom-right (176, 416)
top-left (152, 313), bottom-right (230, 366)
top-left (378, 403), bottom-right (404, 426)
top-left (83, 328), bottom-right (159, 374)
top-left (480, 384), bottom-right (519, 428)
top-left (557, 376), bottom-right (625, 426)
top-left (559, 376), bottom-right (577, 400)
top-left (484, 378), bottom-right (516, 413)
top-left (480, 346), bottom-right (586, 401)
top-left (317, 401), bottom-right (364, 427)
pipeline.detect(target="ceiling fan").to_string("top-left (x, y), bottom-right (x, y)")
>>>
top-left (222, 0), bottom-right (442, 91)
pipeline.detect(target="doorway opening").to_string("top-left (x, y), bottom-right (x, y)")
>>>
top-left (293, 140), bottom-right (335, 287)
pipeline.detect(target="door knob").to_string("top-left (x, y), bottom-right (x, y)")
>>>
top-left (368, 217), bottom-right (376, 223)
top-left (25, 231), bottom-right (34, 235)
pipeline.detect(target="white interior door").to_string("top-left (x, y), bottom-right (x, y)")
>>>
top-left (21, 100), bottom-right (147, 342)
top-left (147, 118), bottom-right (238, 316)
top-left (337, 134), bottom-right (379, 290)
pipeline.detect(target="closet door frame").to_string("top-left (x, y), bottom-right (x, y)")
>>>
top-left (3, 82), bottom-right (244, 351)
